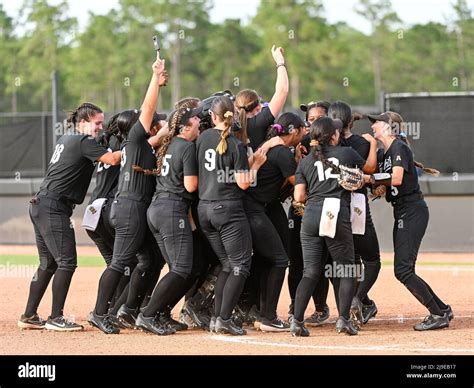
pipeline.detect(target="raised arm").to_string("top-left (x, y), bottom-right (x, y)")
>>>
top-left (139, 51), bottom-right (167, 133)
top-left (268, 46), bottom-right (289, 118)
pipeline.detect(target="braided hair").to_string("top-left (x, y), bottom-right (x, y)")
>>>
top-left (211, 96), bottom-right (235, 155)
top-left (154, 98), bottom-right (200, 175)
top-left (67, 102), bottom-right (103, 129)
top-left (385, 111), bottom-right (439, 176)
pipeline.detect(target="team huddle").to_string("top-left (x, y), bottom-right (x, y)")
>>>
top-left (18, 45), bottom-right (453, 337)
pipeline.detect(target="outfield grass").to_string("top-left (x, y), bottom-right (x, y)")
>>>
top-left (0, 255), bottom-right (471, 267)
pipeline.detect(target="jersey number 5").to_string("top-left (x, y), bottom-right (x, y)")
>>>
top-left (50, 144), bottom-right (65, 164)
top-left (161, 154), bottom-right (172, 176)
top-left (204, 149), bottom-right (216, 171)
top-left (314, 157), bottom-right (340, 181)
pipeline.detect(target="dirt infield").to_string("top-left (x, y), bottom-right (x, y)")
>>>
top-left (0, 246), bottom-right (472, 355)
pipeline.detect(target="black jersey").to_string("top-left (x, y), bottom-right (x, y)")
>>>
top-left (154, 137), bottom-right (198, 201)
top-left (295, 145), bottom-right (365, 205)
top-left (196, 128), bottom-right (249, 201)
top-left (39, 134), bottom-right (108, 204)
top-left (117, 121), bottom-right (157, 201)
top-left (90, 135), bottom-right (121, 202)
top-left (247, 145), bottom-right (297, 204)
top-left (247, 106), bottom-right (275, 151)
top-left (341, 134), bottom-right (369, 194)
top-left (377, 139), bottom-right (421, 203)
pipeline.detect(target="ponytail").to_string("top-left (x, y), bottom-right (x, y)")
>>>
top-left (100, 113), bottom-right (120, 148)
top-left (310, 117), bottom-right (338, 162)
top-left (216, 111), bottom-right (233, 155)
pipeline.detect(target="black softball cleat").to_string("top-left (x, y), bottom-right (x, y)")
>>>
top-left (88, 311), bottom-right (120, 334)
top-left (413, 313), bottom-right (449, 331)
top-left (290, 317), bottom-right (310, 337)
top-left (336, 316), bottom-right (358, 336)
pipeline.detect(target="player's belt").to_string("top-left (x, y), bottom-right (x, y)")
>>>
top-left (35, 190), bottom-right (75, 209)
top-left (391, 192), bottom-right (424, 206)
top-left (154, 192), bottom-right (191, 204)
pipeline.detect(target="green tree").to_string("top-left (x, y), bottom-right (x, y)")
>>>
top-left (17, 0), bottom-right (77, 111)
top-left (355, 0), bottom-right (400, 104)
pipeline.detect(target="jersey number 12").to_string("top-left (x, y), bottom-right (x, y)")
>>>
top-left (314, 157), bottom-right (340, 181)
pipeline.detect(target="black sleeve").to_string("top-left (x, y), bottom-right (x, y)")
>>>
top-left (347, 148), bottom-right (366, 169)
top-left (276, 147), bottom-right (297, 178)
top-left (128, 120), bottom-right (148, 144)
top-left (295, 159), bottom-right (308, 185)
top-left (248, 106), bottom-right (275, 148)
top-left (182, 142), bottom-right (198, 176)
top-left (355, 138), bottom-right (370, 161)
top-left (391, 141), bottom-right (411, 172)
top-left (234, 142), bottom-right (250, 172)
top-left (377, 148), bottom-right (384, 172)
top-left (108, 135), bottom-right (122, 152)
top-left (80, 137), bottom-right (108, 162)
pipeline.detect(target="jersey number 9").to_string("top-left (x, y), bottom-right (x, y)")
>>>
top-left (204, 149), bottom-right (216, 171)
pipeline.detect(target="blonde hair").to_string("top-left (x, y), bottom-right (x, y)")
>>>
top-left (211, 96), bottom-right (235, 155)
top-left (235, 89), bottom-right (259, 145)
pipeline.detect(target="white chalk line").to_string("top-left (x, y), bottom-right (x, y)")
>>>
top-left (210, 335), bottom-right (474, 353)
top-left (207, 314), bottom-right (473, 353)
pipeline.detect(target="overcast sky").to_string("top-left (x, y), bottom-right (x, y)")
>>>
top-left (2, 0), bottom-right (472, 34)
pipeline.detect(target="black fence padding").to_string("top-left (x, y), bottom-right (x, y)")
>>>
top-left (0, 114), bottom-right (62, 178)
top-left (385, 96), bottom-right (473, 174)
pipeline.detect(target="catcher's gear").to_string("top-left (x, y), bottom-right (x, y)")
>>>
top-left (292, 200), bottom-right (306, 217)
top-left (323, 159), bottom-right (364, 191)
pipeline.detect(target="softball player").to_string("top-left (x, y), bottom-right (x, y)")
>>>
top-left (18, 102), bottom-right (121, 331)
top-left (291, 117), bottom-right (367, 336)
top-left (196, 96), bottom-right (266, 335)
top-left (84, 113), bottom-right (122, 267)
top-left (288, 100), bottom-right (332, 326)
top-left (369, 111), bottom-right (452, 331)
top-left (88, 54), bottom-right (168, 334)
top-left (136, 102), bottom-right (202, 335)
top-left (244, 112), bottom-right (305, 332)
top-left (329, 101), bottom-right (380, 325)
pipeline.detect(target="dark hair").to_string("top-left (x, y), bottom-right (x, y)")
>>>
top-left (328, 101), bottom-right (352, 129)
top-left (211, 96), bottom-right (235, 155)
top-left (269, 112), bottom-right (304, 138)
top-left (67, 102), bottom-right (103, 127)
top-left (155, 98), bottom-right (200, 174)
top-left (310, 117), bottom-right (339, 162)
top-left (99, 113), bottom-right (121, 148)
top-left (116, 109), bottom-right (141, 139)
top-left (305, 100), bottom-right (330, 119)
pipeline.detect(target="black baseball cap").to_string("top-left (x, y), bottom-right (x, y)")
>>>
top-left (151, 111), bottom-right (168, 126)
top-left (367, 112), bottom-right (390, 124)
top-left (168, 105), bottom-right (203, 127)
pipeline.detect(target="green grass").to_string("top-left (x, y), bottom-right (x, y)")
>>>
top-left (0, 255), bottom-right (471, 268)
top-left (0, 254), bottom-right (105, 267)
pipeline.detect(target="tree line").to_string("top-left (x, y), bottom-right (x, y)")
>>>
top-left (0, 0), bottom-right (472, 113)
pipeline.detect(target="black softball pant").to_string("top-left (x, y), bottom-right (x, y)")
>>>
top-left (147, 198), bottom-right (193, 278)
top-left (86, 198), bottom-right (115, 266)
top-left (293, 202), bottom-right (356, 322)
top-left (29, 195), bottom-right (76, 273)
top-left (197, 199), bottom-right (252, 276)
top-left (353, 195), bottom-right (381, 304)
top-left (109, 197), bottom-right (159, 274)
top-left (288, 204), bottom-right (331, 312)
